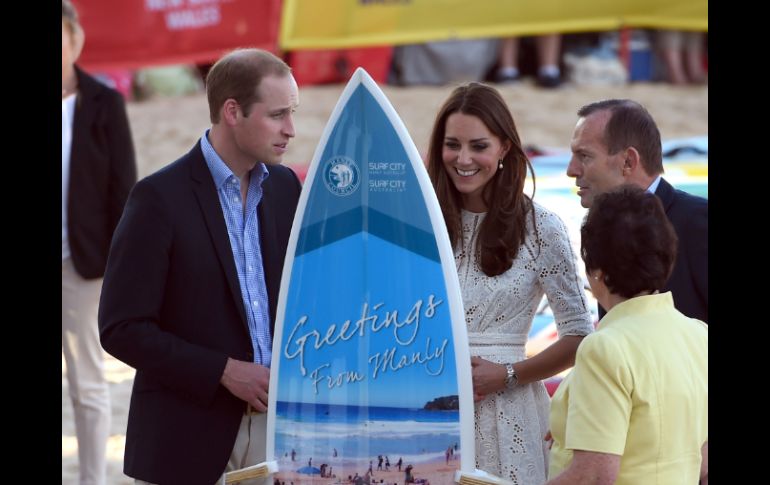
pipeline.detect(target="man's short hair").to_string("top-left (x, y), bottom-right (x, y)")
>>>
top-left (62, 0), bottom-right (81, 35)
top-left (206, 48), bottom-right (291, 123)
top-left (578, 99), bottom-right (663, 176)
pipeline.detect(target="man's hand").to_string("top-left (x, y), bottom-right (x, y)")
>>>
top-left (220, 358), bottom-right (270, 412)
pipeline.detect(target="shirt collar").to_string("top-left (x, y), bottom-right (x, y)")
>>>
top-left (599, 292), bottom-right (673, 330)
top-left (200, 129), bottom-right (269, 189)
top-left (646, 175), bottom-right (662, 195)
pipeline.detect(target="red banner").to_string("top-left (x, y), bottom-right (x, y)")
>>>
top-left (289, 47), bottom-right (393, 86)
top-left (75, 0), bottom-right (282, 71)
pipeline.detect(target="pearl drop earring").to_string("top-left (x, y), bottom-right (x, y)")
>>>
top-left (498, 159), bottom-right (503, 170)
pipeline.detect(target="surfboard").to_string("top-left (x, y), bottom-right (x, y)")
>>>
top-left (264, 68), bottom-right (475, 485)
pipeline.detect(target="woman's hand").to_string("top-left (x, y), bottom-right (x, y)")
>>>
top-left (544, 430), bottom-right (554, 450)
top-left (471, 356), bottom-right (508, 398)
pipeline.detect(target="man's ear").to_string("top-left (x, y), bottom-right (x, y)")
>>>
top-left (221, 99), bottom-right (240, 125)
top-left (622, 147), bottom-right (641, 175)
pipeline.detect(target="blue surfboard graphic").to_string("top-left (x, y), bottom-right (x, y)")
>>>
top-left (267, 69), bottom-right (473, 484)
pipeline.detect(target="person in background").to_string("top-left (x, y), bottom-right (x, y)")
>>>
top-left (404, 464), bottom-right (414, 484)
top-left (426, 82), bottom-right (593, 484)
top-left (495, 34), bottom-right (563, 88)
top-left (656, 30), bottom-right (707, 85)
top-left (566, 98), bottom-right (707, 323)
top-left (546, 185), bottom-right (708, 484)
top-left (98, 48), bottom-right (302, 484)
top-left (62, 1), bottom-right (137, 483)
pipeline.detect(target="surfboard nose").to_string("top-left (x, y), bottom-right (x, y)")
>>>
top-left (352, 66), bottom-right (373, 83)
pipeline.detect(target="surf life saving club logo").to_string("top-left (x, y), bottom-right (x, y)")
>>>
top-left (323, 156), bottom-right (360, 196)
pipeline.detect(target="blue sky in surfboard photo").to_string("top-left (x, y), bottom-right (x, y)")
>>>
top-left (277, 231), bottom-right (459, 410)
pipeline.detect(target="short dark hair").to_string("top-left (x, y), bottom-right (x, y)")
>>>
top-left (62, 0), bottom-right (81, 35)
top-left (581, 185), bottom-right (677, 298)
top-left (206, 48), bottom-right (291, 123)
top-left (577, 99), bottom-right (663, 176)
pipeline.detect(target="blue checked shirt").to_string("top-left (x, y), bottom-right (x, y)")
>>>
top-left (201, 131), bottom-right (272, 366)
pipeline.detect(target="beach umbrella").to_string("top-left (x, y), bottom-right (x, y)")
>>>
top-left (296, 466), bottom-right (322, 475)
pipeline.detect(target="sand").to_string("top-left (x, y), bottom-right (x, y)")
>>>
top-left (274, 456), bottom-right (459, 485)
top-left (62, 80), bottom-right (707, 484)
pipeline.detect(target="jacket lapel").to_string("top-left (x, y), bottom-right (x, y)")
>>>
top-left (69, 67), bottom-right (100, 179)
top-left (654, 177), bottom-right (676, 214)
top-left (258, 170), bottom-right (278, 330)
top-left (189, 145), bottom-right (249, 331)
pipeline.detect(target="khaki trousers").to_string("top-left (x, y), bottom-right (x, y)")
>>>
top-left (62, 258), bottom-right (111, 485)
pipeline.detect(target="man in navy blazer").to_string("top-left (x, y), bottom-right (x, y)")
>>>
top-left (99, 49), bottom-right (302, 485)
top-left (567, 99), bottom-right (707, 323)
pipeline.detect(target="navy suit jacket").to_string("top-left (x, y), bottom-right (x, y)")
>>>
top-left (654, 177), bottom-right (708, 323)
top-left (598, 178), bottom-right (708, 323)
top-left (99, 142), bottom-right (301, 484)
top-left (67, 66), bottom-right (137, 278)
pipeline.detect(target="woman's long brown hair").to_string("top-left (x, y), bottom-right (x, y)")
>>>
top-left (427, 82), bottom-right (536, 277)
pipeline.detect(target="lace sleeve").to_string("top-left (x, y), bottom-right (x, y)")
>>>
top-left (532, 205), bottom-right (594, 338)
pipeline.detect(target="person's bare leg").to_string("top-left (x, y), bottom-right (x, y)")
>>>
top-left (536, 34), bottom-right (561, 71)
top-left (496, 37), bottom-right (521, 82)
top-left (535, 34), bottom-right (562, 87)
top-left (499, 37), bottom-right (520, 69)
top-left (657, 30), bottom-right (687, 85)
top-left (684, 31), bottom-right (707, 84)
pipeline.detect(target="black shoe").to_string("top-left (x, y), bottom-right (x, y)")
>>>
top-left (495, 71), bottom-right (521, 84)
top-left (536, 73), bottom-right (562, 88)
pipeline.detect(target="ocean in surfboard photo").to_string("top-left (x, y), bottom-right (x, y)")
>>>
top-left (274, 400), bottom-right (461, 467)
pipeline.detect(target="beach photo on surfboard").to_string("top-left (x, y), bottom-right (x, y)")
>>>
top-left (266, 68), bottom-right (474, 485)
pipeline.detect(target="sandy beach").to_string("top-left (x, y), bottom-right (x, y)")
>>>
top-left (62, 80), bottom-right (707, 484)
top-left (270, 451), bottom-right (460, 485)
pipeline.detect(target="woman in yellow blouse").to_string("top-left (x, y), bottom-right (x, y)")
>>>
top-left (546, 185), bottom-right (708, 484)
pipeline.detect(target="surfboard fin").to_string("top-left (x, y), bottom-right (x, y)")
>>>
top-left (455, 469), bottom-right (515, 485)
top-left (223, 460), bottom-right (278, 484)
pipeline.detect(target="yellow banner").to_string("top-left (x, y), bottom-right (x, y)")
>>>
top-left (279, 0), bottom-right (707, 50)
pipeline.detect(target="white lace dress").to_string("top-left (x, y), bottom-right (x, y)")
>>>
top-left (457, 204), bottom-right (593, 485)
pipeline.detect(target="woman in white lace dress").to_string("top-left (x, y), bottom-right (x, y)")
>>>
top-left (426, 83), bottom-right (594, 485)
